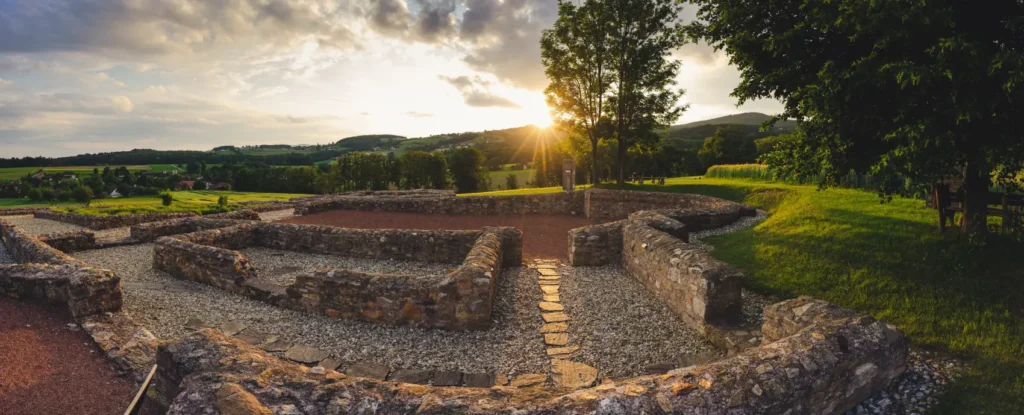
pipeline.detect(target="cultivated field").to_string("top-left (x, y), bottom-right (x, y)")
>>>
top-left (0, 190), bottom-right (304, 214)
top-left (0, 164), bottom-right (180, 180)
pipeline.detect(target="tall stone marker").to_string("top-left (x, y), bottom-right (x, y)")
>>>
top-left (562, 159), bottom-right (576, 191)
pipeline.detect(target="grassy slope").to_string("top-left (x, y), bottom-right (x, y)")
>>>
top-left (467, 177), bottom-right (1023, 413)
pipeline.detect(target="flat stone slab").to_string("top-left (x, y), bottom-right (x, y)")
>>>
top-left (390, 369), bottom-right (431, 384)
top-left (539, 280), bottom-right (560, 286)
top-left (347, 362), bottom-right (390, 380)
top-left (463, 373), bottom-right (494, 388)
top-left (494, 374), bottom-right (509, 386)
top-left (534, 264), bottom-right (557, 270)
top-left (551, 360), bottom-right (598, 389)
top-left (541, 285), bottom-right (559, 295)
top-left (540, 322), bottom-right (568, 333)
top-left (284, 345), bottom-right (330, 364)
top-left (546, 346), bottom-right (580, 357)
top-left (542, 312), bottom-right (570, 323)
top-left (538, 275), bottom-right (560, 281)
top-left (432, 371), bottom-right (462, 386)
top-left (544, 333), bottom-right (569, 346)
top-left (510, 373), bottom-right (548, 388)
top-left (537, 268), bottom-right (559, 276)
top-left (233, 329), bottom-right (268, 345)
top-left (543, 294), bottom-right (560, 302)
top-left (260, 337), bottom-right (292, 352)
top-left (316, 358), bottom-right (341, 372)
top-left (538, 302), bottom-right (564, 311)
top-left (184, 317), bottom-right (208, 331)
top-left (220, 321), bottom-right (248, 337)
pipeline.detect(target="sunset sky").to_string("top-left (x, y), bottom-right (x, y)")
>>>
top-left (0, 0), bottom-right (783, 157)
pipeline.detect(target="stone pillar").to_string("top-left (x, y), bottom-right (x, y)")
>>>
top-left (562, 159), bottom-right (576, 191)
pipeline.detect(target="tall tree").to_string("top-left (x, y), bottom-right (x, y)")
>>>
top-left (689, 0), bottom-right (1024, 234)
top-left (607, 0), bottom-right (688, 184)
top-left (448, 147), bottom-right (490, 193)
top-left (542, 0), bottom-right (613, 185)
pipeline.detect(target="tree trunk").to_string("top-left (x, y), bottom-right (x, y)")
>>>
top-left (590, 137), bottom-right (599, 186)
top-left (960, 162), bottom-right (991, 235)
top-left (617, 137), bottom-right (626, 185)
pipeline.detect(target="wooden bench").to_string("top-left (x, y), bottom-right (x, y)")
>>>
top-left (933, 184), bottom-right (1024, 233)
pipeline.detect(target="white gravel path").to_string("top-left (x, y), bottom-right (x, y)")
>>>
top-left (0, 215), bottom-right (84, 235)
top-left (688, 209), bottom-right (769, 252)
top-left (72, 244), bottom-right (549, 375)
top-left (238, 247), bottom-right (453, 286)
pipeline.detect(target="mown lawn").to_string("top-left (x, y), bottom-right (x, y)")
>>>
top-left (487, 169), bottom-right (536, 191)
top-left (468, 177), bottom-right (1024, 414)
top-left (0, 190), bottom-right (305, 215)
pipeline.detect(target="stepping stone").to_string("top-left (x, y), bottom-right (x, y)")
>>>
top-left (260, 337), bottom-right (292, 352)
top-left (233, 329), bottom-right (268, 345)
top-left (538, 302), bottom-right (564, 312)
top-left (220, 321), bottom-right (248, 336)
top-left (644, 363), bottom-right (676, 375)
top-left (537, 268), bottom-right (559, 276)
top-left (184, 317), bottom-right (208, 331)
top-left (494, 374), bottom-right (509, 386)
top-left (539, 275), bottom-right (560, 280)
top-left (546, 346), bottom-right (580, 357)
top-left (510, 373), bottom-right (548, 388)
top-left (541, 285), bottom-right (559, 295)
top-left (284, 345), bottom-right (330, 364)
top-left (390, 369), bottom-right (431, 384)
top-left (432, 371), bottom-right (463, 386)
top-left (539, 280), bottom-right (560, 286)
top-left (316, 358), bottom-right (341, 372)
top-left (543, 294), bottom-right (560, 302)
top-left (540, 323), bottom-right (568, 333)
top-left (347, 362), bottom-right (390, 380)
top-left (542, 312), bottom-right (570, 323)
top-left (551, 360), bottom-right (598, 389)
top-left (535, 264), bottom-right (557, 270)
top-left (544, 333), bottom-right (569, 346)
top-left (463, 373), bottom-right (495, 388)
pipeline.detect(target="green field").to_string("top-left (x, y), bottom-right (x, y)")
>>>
top-left (487, 169), bottom-right (536, 191)
top-left (466, 177), bottom-right (1023, 413)
top-left (0, 164), bottom-right (181, 180)
top-left (0, 190), bottom-right (304, 215)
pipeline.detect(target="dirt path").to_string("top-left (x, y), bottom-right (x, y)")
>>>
top-left (0, 298), bottom-right (137, 415)
top-left (280, 211), bottom-right (601, 259)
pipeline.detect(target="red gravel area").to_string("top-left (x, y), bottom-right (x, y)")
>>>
top-left (281, 211), bottom-right (602, 259)
top-left (0, 297), bottom-right (137, 415)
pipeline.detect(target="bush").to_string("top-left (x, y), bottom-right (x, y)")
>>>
top-left (217, 195), bottom-right (229, 207)
top-left (40, 188), bottom-right (56, 202)
top-left (159, 191), bottom-right (173, 206)
top-left (506, 173), bottom-right (519, 190)
top-left (56, 190), bottom-right (72, 202)
top-left (27, 188), bottom-right (42, 202)
top-left (72, 186), bottom-right (94, 206)
top-left (705, 164), bottom-right (775, 180)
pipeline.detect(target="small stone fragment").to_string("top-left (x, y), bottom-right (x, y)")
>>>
top-left (432, 371), bottom-right (462, 386)
top-left (284, 345), bottom-right (330, 364)
top-left (544, 333), bottom-right (569, 346)
top-left (510, 373), bottom-right (547, 387)
top-left (542, 312), bottom-right (570, 323)
top-left (184, 317), bottom-right (207, 331)
top-left (494, 374), bottom-right (509, 386)
top-left (538, 302), bottom-right (564, 311)
top-left (671, 382), bottom-right (697, 395)
top-left (550, 360), bottom-right (598, 389)
top-left (347, 362), bottom-right (390, 380)
top-left (220, 321), bottom-right (248, 337)
top-left (260, 337), bottom-right (292, 352)
top-left (539, 323), bottom-right (568, 333)
top-left (233, 329), bottom-right (268, 345)
top-left (316, 358), bottom-right (341, 372)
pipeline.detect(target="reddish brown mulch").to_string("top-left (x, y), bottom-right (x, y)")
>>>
top-left (0, 297), bottom-right (137, 415)
top-left (281, 211), bottom-right (602, 259)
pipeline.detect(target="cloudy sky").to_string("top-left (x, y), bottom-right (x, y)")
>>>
top-left (0, 0), bottom-right (782, 158)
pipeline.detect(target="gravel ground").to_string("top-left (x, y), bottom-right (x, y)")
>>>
top-left (238, 247), bottom-right (453, 286)
top-left (0, 215), bottom-right (84, 236)
top-left (259, 209), bottom-right (295, 222)
top-left (844, 350), bottom-right (964, 415)
top-left (94, 227), bottom-right (131, 241)
top-left (688, 209), bottom-right (769, 252)
top-left (72, 244), bottom-right (549, 375)
top-left (558, 264), bottom-right (719, 378)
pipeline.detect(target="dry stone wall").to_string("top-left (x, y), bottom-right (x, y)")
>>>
top-left (154, 295), bottom-right (907, 415)
top-left (131, 217), bottom-right (255, 242)
top-left (152, 223), bottom-right (522, 330)
top-left (35, 210), bottom-right (197, 230)
top-left (296, 191), bottom-right (587, 217)
top-left (203, 209), bottom-right (262, 220)
top-left (0, 218), bottom-right (87, 266)
top-left (0, 263), bottom-right (122, 317)
top-left (0, 207), bottom-right (50, 217)
top-left (38, 230), bottom-right (98, 253)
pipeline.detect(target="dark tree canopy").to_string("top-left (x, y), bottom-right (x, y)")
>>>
top-left (689, 0), bottom-right (1024, 233)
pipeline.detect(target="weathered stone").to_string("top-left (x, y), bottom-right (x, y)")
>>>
top-left (233, 329), bottom-right (268, 345)
top-left (347, 362), bottom-right (390, 380)
top-left (284, 345), bottom-right (329, 364)
top-left (538, 275), bottom-right (560, 280)
top-left (215, 383), bottom-right (272, 415)
top-left (537, 268), bottom-right (559, 276)
top-left (539, 280), bottom-right (560, 286)
top-left (551, 360), bottom-right (598, 389)
top-left (541, 285), bottom-right (559, 295)
top-left (390, 369), bottom-right (431, 384)
top-left (494, 374), bottom-right (509, 386)
top-left (542, 312), bottom-right (570, 323)
top-left (260, 337), bottom-right (292, 352)
top-left (538, 301), bottom-right (564, 311)
top-left (644, 363), bottom-right (676, 375)
top-left (546, 346), bottom-right (580, 356)
top-left (540, 322), bottom-right (568, 333)
top-left (35, 210), bottom-right (197, 230)
top-left (432, 371), bottom-right (462, 386)
top-left (543, 294), bottom-right (561, 302)
top-left (463, 373), bottom-right (494, 388)
top-left (545, 333), bottom-right (569, 346)
top-left (221, 321), bottom-right (248, 336)
top-left (510, 373), bottom-right (547, 388)
top-left (316, 358), bottom-right (341, 372)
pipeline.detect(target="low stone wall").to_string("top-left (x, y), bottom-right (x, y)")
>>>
top-left (204, 209), bottom-right (262, 220)
top-left (0, 218), bottom-right (86, 266)
top-left (0, 207), bottom-right (50, 217)
top-left (35, 210), bottom-right (198, 230)
top-left (131, 217), bottom-right (254, 242)
top-left (583, 188), bottom-right (755, 220)
top-left (153, 223), bottom-right (522, 330)
top-left (567, 220), bottom-right (624, 267)
top-left (621, 217), bottom-right (744, 334)
top-left (296, 191), bottom-right (586, 217)
top-left (0, 263), bottom-right (121, 317)
top-left (38, 230), bottom-right (98, 253)
top-left (154, 296), bottom-right (907, 415)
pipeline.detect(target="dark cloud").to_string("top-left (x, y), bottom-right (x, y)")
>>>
top-left (370, 0), bottom-right (412, 36)
top-left (412, 0), bottom-right (458, 43)
top-left (458, 0), bottom-right (558, 91)
top-left (440, 75), bottom-right (520, 108)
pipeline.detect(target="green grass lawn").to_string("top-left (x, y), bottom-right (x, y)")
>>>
top-left (467, 177), bottom-right (1023, 413)
top-left (486, 169), bottom-right (536, 191)
top-left (0, 190), bottom-right (304, 215)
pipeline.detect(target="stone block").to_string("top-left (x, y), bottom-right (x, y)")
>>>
top-left (432, 371), bottom-right (462, 386)
top-left (390, 369), bottom-right (431, 384)
top-left (284, 345), bottom-right (329, 364)
top-left (347, 362), bottom-right (390, 380)
top-left (463, 373), bottom-right (494, 388)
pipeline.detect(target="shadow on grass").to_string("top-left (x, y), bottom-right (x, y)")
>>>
top-left (595, 183), bottom-right (750, 203)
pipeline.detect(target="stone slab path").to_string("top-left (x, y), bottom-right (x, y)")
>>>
top-left (529, 259), bottom-right (599, 389)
